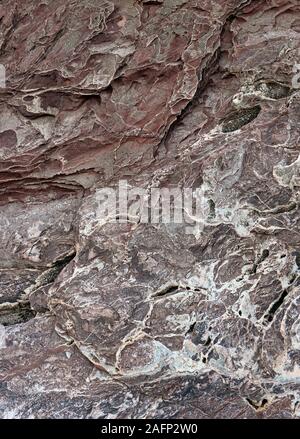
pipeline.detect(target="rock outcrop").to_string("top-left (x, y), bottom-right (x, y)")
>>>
top-left (0, 0), bottom-right (300, 418)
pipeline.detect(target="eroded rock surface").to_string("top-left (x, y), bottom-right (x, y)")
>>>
top-left (0, 0), bottom-right (300, 419)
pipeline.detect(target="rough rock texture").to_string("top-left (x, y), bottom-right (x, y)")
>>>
top-left (0, 0), bottom-right (300, 419)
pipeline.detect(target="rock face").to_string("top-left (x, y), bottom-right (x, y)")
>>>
top-left (0, 0), bottom-right (300, 419)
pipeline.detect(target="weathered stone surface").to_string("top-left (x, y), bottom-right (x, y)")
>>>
top-left (0, 0), bottom-right (300, 419)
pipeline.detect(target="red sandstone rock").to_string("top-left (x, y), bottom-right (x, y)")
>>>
top-left (0, 0), bottom-right (300, 419)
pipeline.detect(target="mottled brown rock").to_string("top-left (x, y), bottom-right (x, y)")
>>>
top-left (0, 0), bottom-right (300, 419)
